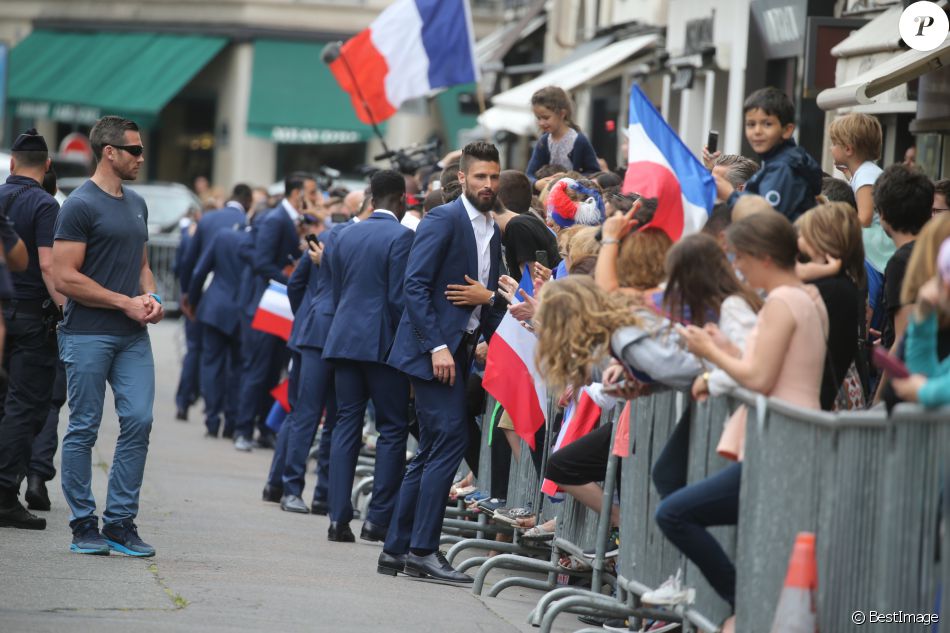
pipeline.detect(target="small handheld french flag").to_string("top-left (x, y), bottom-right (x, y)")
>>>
top-left (624, 85), bottom-right (716, 240)
top-left (251, 281), bottom-right (294, 341)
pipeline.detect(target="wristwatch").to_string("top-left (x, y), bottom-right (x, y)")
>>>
top-left (487, 291), bottom-right (497, 307)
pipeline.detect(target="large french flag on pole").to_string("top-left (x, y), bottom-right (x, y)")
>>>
top-left (251, 281), bottom-right (294, 341)
top-left (482, 267), bottom-right (547, 450)
top-left (624, 85), bottom-right (716, 240)
top-left (328, 0), bottom-right (479, 125)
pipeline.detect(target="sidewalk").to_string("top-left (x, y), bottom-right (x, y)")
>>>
top-left (0, 319), bottom-right (576, 633)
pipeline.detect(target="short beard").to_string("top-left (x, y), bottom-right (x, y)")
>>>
top-left (464, 187), bottom-right (495, 213)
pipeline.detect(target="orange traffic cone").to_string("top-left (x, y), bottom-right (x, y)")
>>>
top-left (769, 532), bottom-right (818, 633)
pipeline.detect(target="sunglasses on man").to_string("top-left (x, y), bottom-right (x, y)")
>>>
top-left (103, 144), bottom-right (145, 157)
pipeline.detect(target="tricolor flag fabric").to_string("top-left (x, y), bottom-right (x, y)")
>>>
top-left (482, 266), bottom-right (547, 449)
top-left (251, 281), bottom-right (294, 341)
top-left (624, 85), bottom-right (716, 241)
top-left (540, 387), bottom-right (604, 497)
top-left (327, 0), bottom-right (478, 125)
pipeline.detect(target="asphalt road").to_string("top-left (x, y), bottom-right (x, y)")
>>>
top-left (0, 319), bottom-right (576, 633)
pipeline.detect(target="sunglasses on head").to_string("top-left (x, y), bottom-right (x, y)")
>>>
top-left (105, 144), bottom-right (145, 157)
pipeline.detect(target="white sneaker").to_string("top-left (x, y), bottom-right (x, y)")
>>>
top-left (640, 569), bottom-right (695, 606)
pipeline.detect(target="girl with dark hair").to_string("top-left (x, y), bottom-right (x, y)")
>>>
top-left (525, 86), bottom-right (601, 181)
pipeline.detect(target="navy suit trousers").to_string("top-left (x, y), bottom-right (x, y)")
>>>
top-left (384, 346), bottom-right (469, 553)
top-left (235, 319), bottom-right (286, 440)
top-left (267, 348), bottom-right (336, 498)
top-left (328, 360), bottom-right (409, 527)
top-left (199, 324), bottom-right (241, 435)
top-left (175, 318), bottom-right (202, 412)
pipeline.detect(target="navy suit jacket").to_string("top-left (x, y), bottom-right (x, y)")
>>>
top-left (295, 221), bottom-right (351, 351)
top-left (323, 212), bottom-right (414, 363)
top-left (387, 198), bottom-right (503, 380)
top-left (188, 228), bottom-right (251, 337)
top-left (179, 204), bottom-right (246, 294)
top-left (242, 204), bottom-right (300, 319)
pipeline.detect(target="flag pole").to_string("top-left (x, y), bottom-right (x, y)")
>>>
top-left (324, 42), bottom-right (392, 158)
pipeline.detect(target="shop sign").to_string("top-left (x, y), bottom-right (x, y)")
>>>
top-left (270, 127), bottom-right (363, 144)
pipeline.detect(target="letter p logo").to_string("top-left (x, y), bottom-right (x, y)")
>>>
top-left (901, 2), bottom-right (949, 51)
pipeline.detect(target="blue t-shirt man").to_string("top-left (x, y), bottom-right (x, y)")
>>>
top-left (54, 180), bottom-right (149, 335)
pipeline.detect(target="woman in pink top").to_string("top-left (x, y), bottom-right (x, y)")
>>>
top-left (654, 212), bottom-right (828, 631)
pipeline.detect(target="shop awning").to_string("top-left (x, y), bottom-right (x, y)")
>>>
top-left (8, 30), bottom-right (226, 127)
top-left (478, 34), bottom-right (659, 135)
top-left (247, 40), bottom-right (380, 144)
top-left (830, 6), bottom-right (902, 57)
top-left (817, 36), bottom-right (950, 111)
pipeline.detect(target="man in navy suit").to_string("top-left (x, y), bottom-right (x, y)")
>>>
top-left (179, 184), bottom-right (253, 309)
top-left (323, 171), bottom-right (414, 543)
top-left (379, 143), bottom-right (505, 581)
top-left (233, 173), bottom-right (312, 452)
top-left (186, 226), bottom-right (251, 438)
top-left (262, 191), bottom-right (369, 512)
top-left (173, 214), bottom-right (202, 421)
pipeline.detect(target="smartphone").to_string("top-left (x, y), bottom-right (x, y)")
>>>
top-left (706, 130), bottom-right (719, 154)
top-left (305, 234), bottom-right (320, 250)
top-left (871, 345), bottom-right (910, 379)
top-left (535, 250), bottom-right (550, 268)
top-left (603, 380), bottom-right (629, 395)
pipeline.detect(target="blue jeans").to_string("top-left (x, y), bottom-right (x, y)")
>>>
top-left (655, 462), bottom-right (741, 607)
top-left (59, 330), bottom-right (155, 528)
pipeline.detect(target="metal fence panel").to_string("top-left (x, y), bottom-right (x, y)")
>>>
top-left (147, 234), bottom-right (182, 311)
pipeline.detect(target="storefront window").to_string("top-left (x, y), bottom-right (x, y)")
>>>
top-left (915, 133), bottom-right (943, 179)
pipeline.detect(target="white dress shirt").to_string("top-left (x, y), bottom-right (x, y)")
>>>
top-left (281, 198), bottom-right (300, 223)
top-left (226, 200), bottom-right (245, 213)
top-left (461, 194), bottom-right (494, 333)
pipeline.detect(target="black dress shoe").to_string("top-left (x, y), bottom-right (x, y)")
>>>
top-left (253, 433), bottom-right (276, 449)
top-left (25, 476), bottom-right (51, 512)
top-left (176, 408), bottom-right (188, 422)
top-left (405, 551), bottom-right (473, 583)
top-left (262, 484), bottom-right (283, 504)
top-left (360, 520), bottom-right (387, 542)
top-left (280, 494), bottom-right (310, 514)
top-left (0, 500), bottom-right (46, 530)
top-left (310, 500), bottom-right (328, 516)
top-left (327, 522), bottom-right (355, 542)
top-left (377, 551), bottom-right (407, 576)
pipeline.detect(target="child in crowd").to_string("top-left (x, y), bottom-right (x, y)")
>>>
top-left (526, 87), bottom-right (601, 181)
top-left (873, 165), bottom-right (934, 352)
top-left (933, 178), bottom-right (950, 215)
top-left (829, 113), bottom-right (894, 278)
top-left (713, 87), bottom-right (822, 222)
top-left (892, 238), bottom-right (950, 407)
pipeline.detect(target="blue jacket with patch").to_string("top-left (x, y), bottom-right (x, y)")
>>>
top-left (727, 139), bottom-right (822, 223)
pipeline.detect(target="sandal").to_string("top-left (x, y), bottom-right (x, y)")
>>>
top-left (521, 522), bottom-right (555, 541)
top-left (557, 554), bottom-right (592, 572)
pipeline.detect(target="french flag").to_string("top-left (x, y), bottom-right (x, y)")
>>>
top-left (483, 266), bottom-right (547, 450)
top-left (540, 388), bottom-right (603, 498)
top-left (251, 281), bottom-right (294, 341)
top-left (624, 85), bottom-right (716, 241)
top-left (327, 0), bottom-right (478, 125)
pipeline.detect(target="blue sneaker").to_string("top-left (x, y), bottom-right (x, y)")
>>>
top-left (464, 490), bottom-right (489, 504)
top-left (70, 519), bottom-right (110, 555)
top-left (102, 520), bottom-right (156, 557)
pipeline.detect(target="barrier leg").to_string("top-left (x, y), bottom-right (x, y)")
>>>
top-left (538, 595), bottom-right (631, 633)
top-left (472, 553), bottom-right (561, 596)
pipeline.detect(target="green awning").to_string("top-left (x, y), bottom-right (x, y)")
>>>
top-left (8, 30), bottom-right (227, 127)
top-left (247, 40), bottom-right (380, 144)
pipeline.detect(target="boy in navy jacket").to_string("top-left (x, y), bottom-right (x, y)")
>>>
top-left (715, 87), bottom-right (822, 222)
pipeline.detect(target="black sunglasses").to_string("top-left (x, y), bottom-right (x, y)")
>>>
top-left (106, 144), bottom-right (145, 157)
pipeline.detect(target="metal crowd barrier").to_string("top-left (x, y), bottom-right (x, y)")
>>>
top-left (147, 234), bottom-right (182, 311)
top-left (467, 384), bottom-right (948, 632)
top-left (735, 396), bottom-right (949, 632)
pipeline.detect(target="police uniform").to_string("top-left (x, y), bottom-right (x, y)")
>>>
top-left (0, 130), bottom-right (60, 528)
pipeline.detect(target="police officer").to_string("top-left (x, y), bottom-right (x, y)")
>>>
top-left (0, 129), bottom-right (63, 530)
